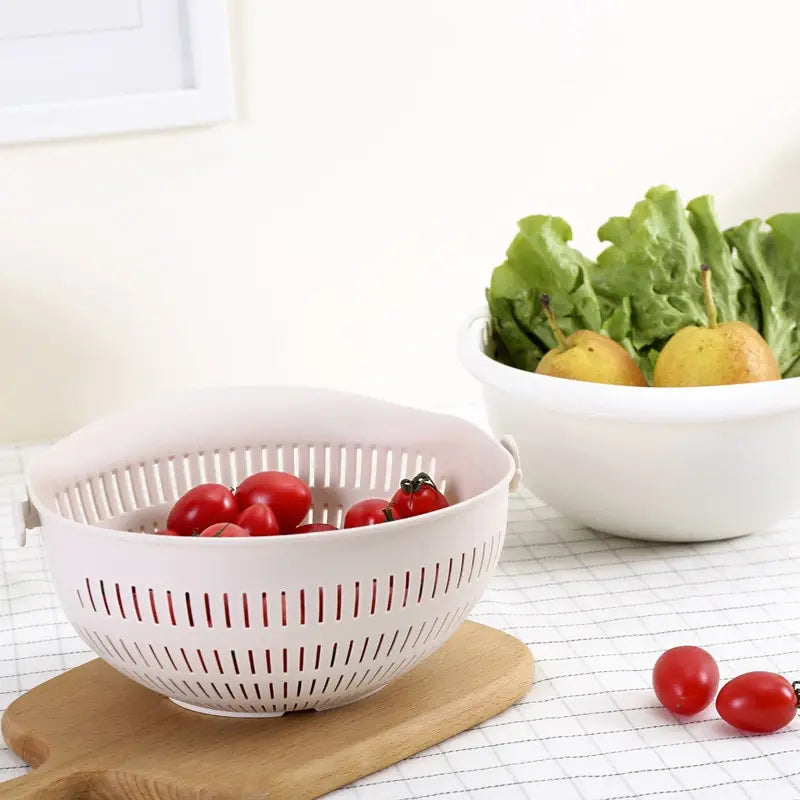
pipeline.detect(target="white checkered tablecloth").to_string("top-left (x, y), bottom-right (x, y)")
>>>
top-left (2, 439), bottom-right (800, 799)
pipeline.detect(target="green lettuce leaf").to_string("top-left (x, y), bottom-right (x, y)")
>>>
top-left (487, 215), bottom-right (603, 367)
top-left (596, 296), bottom-right (641, 368)
top-left (486, 184), bottom-right (800, 382)
top-left (687, 195), bottom-right (759, 330)
top-left (725, 215), bottom-right (800, 375)
top-left (594, 186), bottom-right (707, 353)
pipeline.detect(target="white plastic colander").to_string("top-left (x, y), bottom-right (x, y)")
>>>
top-left (13, 387), bottom-right (521, 717)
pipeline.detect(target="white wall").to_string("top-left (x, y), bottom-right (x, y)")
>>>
top-left (3, 0), bottom-right (800, 441)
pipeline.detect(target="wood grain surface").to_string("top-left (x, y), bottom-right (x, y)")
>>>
top-left (1, 621), bottom-right (533, 800)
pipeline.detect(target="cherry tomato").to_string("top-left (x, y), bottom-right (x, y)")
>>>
top-left (344, 498), bottom-right (391, 529)
top-left (652, 646), bottom-right (719, 715)
top-left (167, 483), bottom-right (238, 536)
top-left (236, 503), bottom-right (280, 536)
top-left (388, 472), bottom-right (449, 520)
top-left (716, 672), bottom-right (799, 733)
top-left (293, 523), bottom-right (339, 533)
top-left (234, 471), bottom-right (311, 532)
top-left (153, 529), bottom-right (179, 536)
top-left (198, 522), bottom-right (250, 538)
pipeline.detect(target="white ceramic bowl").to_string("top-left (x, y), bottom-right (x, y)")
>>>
top-left (458, 308), bottom-right (800, 542)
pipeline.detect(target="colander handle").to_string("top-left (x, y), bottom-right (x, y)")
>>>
top-left (12, 492), bottom-right (40, 547)
top-left (500, 435), bottom-right (523, 492)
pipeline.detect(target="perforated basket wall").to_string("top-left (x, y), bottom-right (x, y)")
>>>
top-left (19, 388), bottom-right (516, 717)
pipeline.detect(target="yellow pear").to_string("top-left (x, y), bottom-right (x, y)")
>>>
top-left (654, 265), bottom-right (780, 387)
top-left (535, 294), bottom-right (648, 386)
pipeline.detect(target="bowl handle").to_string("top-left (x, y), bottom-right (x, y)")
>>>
top-left (12, 491), bottom-right (40, 547)
top-left (500, 435), bottom-right (523, 492)
top-left (456, 306), bottom-right (490, 368)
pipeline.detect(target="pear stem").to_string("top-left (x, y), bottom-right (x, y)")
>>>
top-left (540, 294), bottom-right (570, 352)
top-left (700, 264), bottom-right (718, 328)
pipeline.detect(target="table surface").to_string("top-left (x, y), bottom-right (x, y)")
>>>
top-left (2, 431), bottom-right (800, 800)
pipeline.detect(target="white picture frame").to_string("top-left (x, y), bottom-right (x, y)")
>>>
top-left (0, 0), bottom-right (235, 145)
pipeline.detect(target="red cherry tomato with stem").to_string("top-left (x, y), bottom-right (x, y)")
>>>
top-left (167, 483), bottom-right (238, 536)
top-left (388, 472), bottom-right (449, 520)
top-left (198, 523), bottom-right (250, 538)
top-left (716, 672), bottom-right (799, 733)
top-left (236, 504), bottom-right (280, 536)
top-left (344, 498), bottom-right (391, 529)
top-left (234, 472), bottom-right (311, 532)
top-left (293, 523), bottom-right (338, 533)
top-left (652, 646), bottom-right (719, 715)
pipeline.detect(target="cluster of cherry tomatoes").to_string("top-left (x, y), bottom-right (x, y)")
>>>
top-left (155, 470), bottom-right (449, 538)
top-left (653, 645), bottom-right (799, 734)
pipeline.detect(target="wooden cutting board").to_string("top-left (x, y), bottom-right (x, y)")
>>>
top-left (1, 621), bottom-right (533, 800)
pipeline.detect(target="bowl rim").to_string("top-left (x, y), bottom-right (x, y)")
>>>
top-left (24, 385), bottom-right (518, 546)
top-left (458, 306), bottom-right (800, 423)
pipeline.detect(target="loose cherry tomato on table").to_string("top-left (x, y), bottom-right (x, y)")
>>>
top-left (652, 645), bottom-right (719, 715)
top-left (234, 472), bottom-right (311, 532)
top-left (293, 523), bottom-right (338, 533)
top-left (716, 672), bottom-right (799, 733)
top-left (167, 483), bottom-right (238, 536)
top-left (236, 503), bottom-right (280, 536)
top-left (388, 472), bottom-right (449, 520)
top-left (198, 523), bottom-right (250, 538)
top-left (344, 499), bottom-right (391, 529)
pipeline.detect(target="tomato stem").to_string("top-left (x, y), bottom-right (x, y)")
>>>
top-left (399, 472), bottom-right (440, 495)
top-left (411, 472), bottom-right (437, 491)
top-left (792, 681), bottom-right (800, 708)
